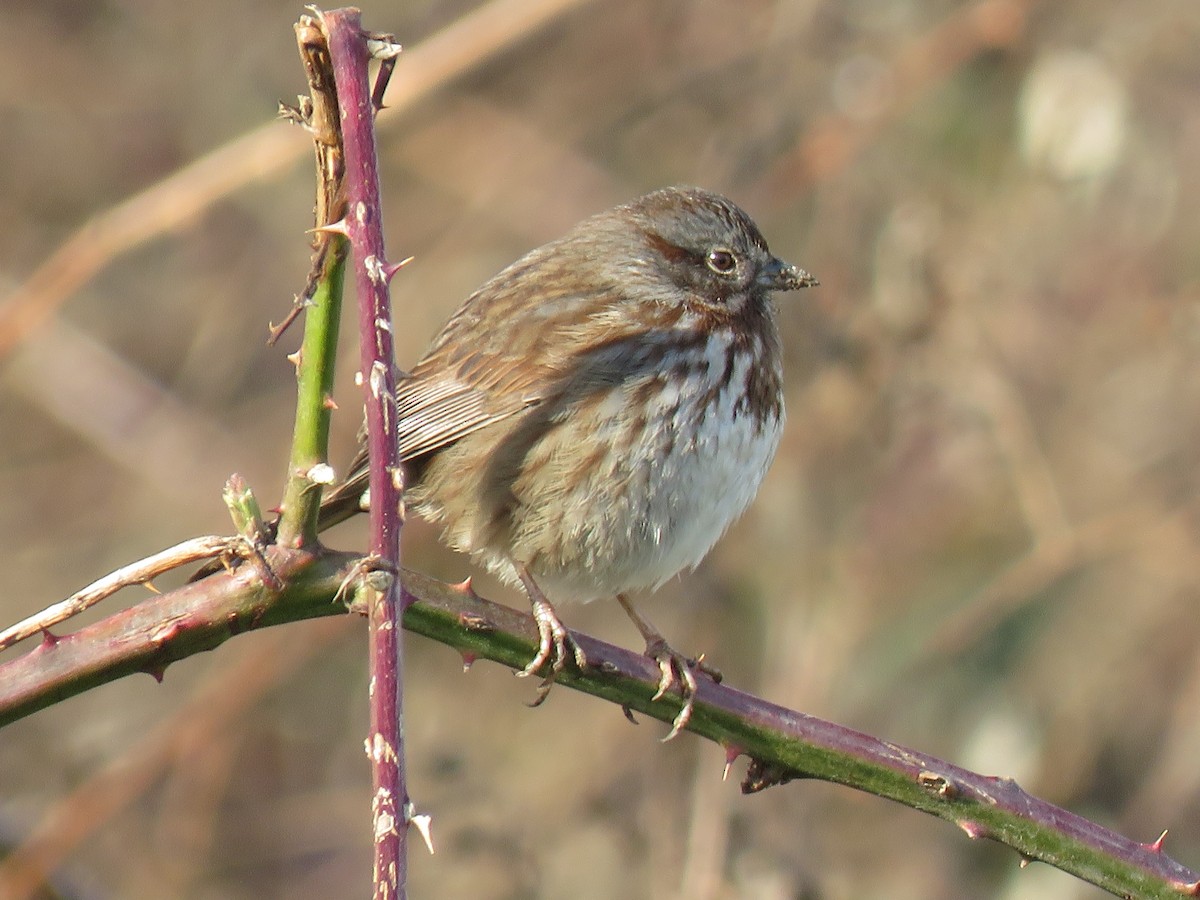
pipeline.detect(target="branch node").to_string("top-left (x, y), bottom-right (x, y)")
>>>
top-left (917, 770), bottom-right (960, 799)
top-left (305, 462), bottom-right (337, 486)
top-left (741, 758), bottom-right (803, 794)
top-left (457, 612), bottom-right (493, 633)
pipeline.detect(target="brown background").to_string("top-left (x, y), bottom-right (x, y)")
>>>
top-left (3, 0), bottom-right (1200, 897)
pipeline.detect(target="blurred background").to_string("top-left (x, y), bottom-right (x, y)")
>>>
top-left (2, 0), bottom-right (1200, 897)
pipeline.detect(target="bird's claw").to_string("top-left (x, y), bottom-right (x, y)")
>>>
top-left (644, 637), bottom-right (703, 742)
top-left (517, 583), bottom-right (587, 705)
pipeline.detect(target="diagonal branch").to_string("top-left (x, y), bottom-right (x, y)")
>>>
top-left (1, 557), bottom-right (1197, 899)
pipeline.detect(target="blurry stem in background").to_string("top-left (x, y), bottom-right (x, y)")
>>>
top-left (752, 0), bottom-right (1036, 204)
top-left (0, 0), bottom-right (1039, 365)
top-left (0, 0), bottom-right (596, 361)
top-left (0, 620), bottom-right (348, 900)
top-left (320, 9), bottom-right (411, 899)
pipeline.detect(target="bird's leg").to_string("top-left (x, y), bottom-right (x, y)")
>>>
top-left (616, 593), bottom-right (715, 742)
top-left (515, 564), bottom-right (587, 704)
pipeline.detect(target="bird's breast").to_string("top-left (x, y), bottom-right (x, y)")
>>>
top-left (507, 328), bottom-right (784, 599)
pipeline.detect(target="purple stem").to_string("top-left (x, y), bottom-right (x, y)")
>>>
top-left (323, 9), bottom-right (408, 898)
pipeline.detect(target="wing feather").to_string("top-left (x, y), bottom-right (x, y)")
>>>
top-left (394, 374), bottom-right (538, 461)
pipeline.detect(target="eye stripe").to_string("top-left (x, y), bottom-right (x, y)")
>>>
top-left (644, 232), bottom-right (692, 265)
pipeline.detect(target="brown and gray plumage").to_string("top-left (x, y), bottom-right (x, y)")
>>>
top-left (320, 186), bottom-right (817, 736)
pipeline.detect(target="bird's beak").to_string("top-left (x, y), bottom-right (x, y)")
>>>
top-left (757, 257), bottom-right (818, 292)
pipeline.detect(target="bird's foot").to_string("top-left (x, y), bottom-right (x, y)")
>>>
top-left (616, 593), bottom-right (720, 742)
top-left (643, 636), bottom-right (703, 742)
top-left (515, 566), bottom-right (587, 706)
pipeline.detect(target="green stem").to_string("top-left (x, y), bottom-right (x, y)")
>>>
top-left (276, 242), bottom-right (347, 548)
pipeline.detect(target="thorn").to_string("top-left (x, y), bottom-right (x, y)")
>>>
top-left (460, 651), bottom-right (476, 672)
top-left (143, 579), bottom-right (161, 595)
top-left (145, 665), bottom-right (167, 683)
top-left (453, 576), bottom-right (478, 599)
top-left (383, 256), bottom-right (415, 283)
top-left (1144, 829), bottom-right (1169, 853)
top-left (957, 820), bottom-right (989, 841)
top-left (267, 298), bottom-right (306, 346)
top-left (151, 621), bottom-right (184, 645)
top-left (323, 394), bottom-right (339, 410)
top-left (723, 745), bottom-right (744, 782)
top-left (693, 652), bottom-right (723, 683)
top-left (1018, 855), bottom-right (1032, 869)
top-left (622, 704), bottom-right (638, 725)
top-left (38, 628), bottom-right (60, 649)
top-left (309, 219), bottom-right (348, 237)
top-left (287, 350), bottom-right (302, 368)
top-left (411, 812), bottom-right (434, 854)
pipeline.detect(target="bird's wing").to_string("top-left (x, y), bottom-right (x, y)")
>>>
top-left (391, 267), bottom-right (619, 460)
top-left (315, 363), bottom-right (539, 531)
top-left (320, 238), bottom-right (644, 524)
top-left (393, 366), bottom-right (542, 461)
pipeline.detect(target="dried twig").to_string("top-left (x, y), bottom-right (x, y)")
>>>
top-left (0, 535), bottom-right (248, 651)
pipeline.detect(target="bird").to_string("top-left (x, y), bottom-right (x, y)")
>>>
top-left (319, 186), bottom-right (817, 738)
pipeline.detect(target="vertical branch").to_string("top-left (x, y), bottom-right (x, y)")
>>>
top-left (275, 16), bottom-right (347, 549)
top-left (320, 9), bottom-right (409, 899)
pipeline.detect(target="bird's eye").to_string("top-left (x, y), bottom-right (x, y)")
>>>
top-left (706, 248), bottom-right (737, 274)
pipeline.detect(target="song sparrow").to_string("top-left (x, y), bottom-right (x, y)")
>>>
top-left (321, 186), bottom-right (817, 738)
